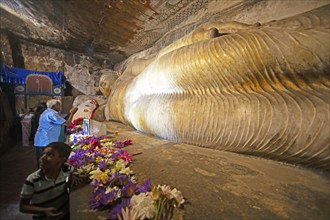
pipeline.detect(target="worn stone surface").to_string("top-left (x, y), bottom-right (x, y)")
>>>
top-left (1, 0), bottom-right (328, 63)
top-left (0, 31), bottom-right (13, 66)
top-left (70, 121), bottom-right (330, 220)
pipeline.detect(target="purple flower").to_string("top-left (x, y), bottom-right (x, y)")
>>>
top-left (94, 151), bottom-right (104, 157)
top-left (108, 172), bottom-right (130, 187)
top-left (68, 149), bottom-right (86, 167)
top-left (137, 178), bottom-right (151, 194)
top-left (116, 142), bottom-right (124, 148)
top-left (89, 187), bottom-right (106, 209)
top-left (100, 190), bottom-right (117, 206)
top-left (109, 172), bottom-right (121, 181)
top-left (66, 126), bottom-right (83, 135)
top-left (111, 150), bottom-right (122, 160)
top-left (89, 187), bottom-right (118, 209)
top-left (108, 198), bottom-right (131, 220)
top-left (72, 136), bottom-right (80, 145)
top-left (99, 135), bottom-right (109, 140)
top-left (98, 160), bottom-right (107, 171)
top-left (86, 155), bottom-right (96, 163)
top-left (122, 180), bottom-right (137, 197)
top-left (113, 139), bottom-right (133, 148)
top-left (90, 179), bottom-right (103, 187)
top-left (79, 137), bottom-right (90, 145)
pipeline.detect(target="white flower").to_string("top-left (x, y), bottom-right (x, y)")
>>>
top-left (102, 142), bottom-right (114, 148)
top-left (104, 186), bottom-right (121, 199)
top-left (115, 159), bottom-right (126, 171)
top-left (76, 163), bottom-right (94, 175)
top-left (115, 188), bottom-right (122, 199)
top-left (105, 158), bottom-right (114, 164)
top-left (89, 168), bottom-right (103, 180)
top-left (69, 134), bottom-right (75, 142)
top-left (170, 188), bottom-right (185, 207)
top-left (118, 207), bottom-right (143, 220)
top-left (130, 193), bottom-right (155, 219)
top-left (130, 175), bottom-right (137, 183)
top-left (119, 167), bottom-right (133, 175)
top-left (159, 185), bottom-right (173, 199)
top-left (110, 168), bottom-right (116, 174)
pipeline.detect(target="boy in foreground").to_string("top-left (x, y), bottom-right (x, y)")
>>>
top-left (20, 142), bottom-right (83, 220)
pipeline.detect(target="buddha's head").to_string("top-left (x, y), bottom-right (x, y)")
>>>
top-left (99, 74), bottom-right (116, 96)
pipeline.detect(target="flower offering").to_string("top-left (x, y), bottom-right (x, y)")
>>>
top-left (67, 121), bottom-right (185, 219)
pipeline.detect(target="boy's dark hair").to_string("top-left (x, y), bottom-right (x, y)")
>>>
top-left (46, 142), bottom-right (71, 160)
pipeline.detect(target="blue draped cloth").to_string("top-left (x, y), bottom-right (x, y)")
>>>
top-left (0, 65), bottom-right (65, 86)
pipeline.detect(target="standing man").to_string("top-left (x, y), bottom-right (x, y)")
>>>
top-left (34, 99), bottom-right (77, 168)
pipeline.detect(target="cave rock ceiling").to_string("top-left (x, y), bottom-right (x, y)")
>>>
top-left (0, 0), bottom-right (216, 63)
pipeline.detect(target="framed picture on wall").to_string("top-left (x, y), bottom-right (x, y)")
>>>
top-left (26, 74), bottom-right (53, 95)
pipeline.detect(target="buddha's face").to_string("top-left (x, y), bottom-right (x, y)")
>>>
top-left (99, 74), bottom-right (114, 96)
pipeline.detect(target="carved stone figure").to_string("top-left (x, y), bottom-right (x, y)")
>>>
top-left (99, 73), bottom-right (117, 97)
top-left (106, 5), bottom-right (330, 170)
top-left (72, 95), bottom-right (107, 122)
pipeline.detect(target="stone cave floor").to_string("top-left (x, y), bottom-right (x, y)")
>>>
top-left (1, 121), bottom-right (329, 220)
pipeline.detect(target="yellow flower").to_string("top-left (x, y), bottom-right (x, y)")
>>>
top-left (89, 168), bottom-right (110, 184)
top-left (100, 138), bottom-right (111, 143)
top-left (99, 172), bottom-right (109, 184)
top-left (152, 186), bottom-right (161, 200)
top-left (95, 156), bottom-right (102, 163)
top-left (115, 159), bottom-right (126, 171)
top-left (89, 168), bottom-right (103, 180)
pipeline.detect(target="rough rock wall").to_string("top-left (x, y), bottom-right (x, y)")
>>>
top-left (115, 0), bottom-right (329, 72)
top-left (0, 31), bottom-right (13, 66)
top-left (20, 42), bottom-right (112, 96)
top-left (0, 34), bottom-right (115, 96)
top-left (107, 4), bottom-right (330, 170)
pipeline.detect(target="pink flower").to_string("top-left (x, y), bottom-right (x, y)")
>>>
top-left (120, 150), bottom-right (132, 163)
top-left (89, 136), bottom-right (101, 148)
top-left (123, 139), bottom-right (133, 146)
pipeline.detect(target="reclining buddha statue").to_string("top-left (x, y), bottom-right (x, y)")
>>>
top-left (105, 5), bottom-right (330, 170)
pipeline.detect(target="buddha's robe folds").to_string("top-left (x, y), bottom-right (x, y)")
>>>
top-left (107, 5), bottom-right (330, 170)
